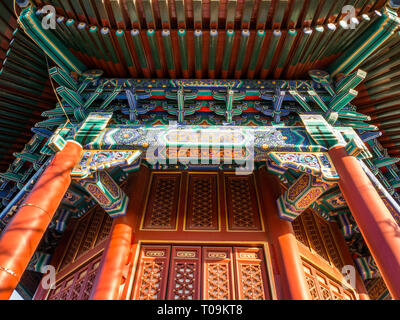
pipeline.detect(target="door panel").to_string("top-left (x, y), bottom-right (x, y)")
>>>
top-left (132, 245), bottom-right (270, 300)
top-left (234, 247), bottom-right (270, 300)
top-left (167, 246), bottom-right (202, 300)
top-left (133, 245), bottom-right (171, 300)
top-left (202, 247), bottom-right (235, 300)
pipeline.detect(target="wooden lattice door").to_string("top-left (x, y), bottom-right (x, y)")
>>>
top-left (132, 245), bottom-right (270, 300)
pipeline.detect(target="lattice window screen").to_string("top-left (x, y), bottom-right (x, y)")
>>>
top-left (59, 206), bottom-right (112, 270)
top-left (47, 255), bottom-right (102, 300)
top-left (292, 211), bottom-right (344, 270)
top-left (302, 261), bottom-right (356, 300)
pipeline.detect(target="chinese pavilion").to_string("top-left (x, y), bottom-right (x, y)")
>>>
top-left (0, 0), bottom-right (400, 301)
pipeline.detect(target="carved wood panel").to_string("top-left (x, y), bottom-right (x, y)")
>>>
top-left (302, 261), bottom-right (356, 300)
top-left (301, 211), bottom-right (330, 261)
top-left (225, 175), bottom-right (262, 231)
top-left (185, 174), bottom-right (219, 230)
top-left (94, 214), bottom-right (113, 247)
top-left (318, 222), bottom-right (343, 270)
top-left (59, 206), bottom-right (111, 270)
top-left (292, 216), bottom-right (309, 247)
top-left (138, 171), bottom-right (266, 234)
top-left (47, 255), bottom-right (102, 300)
top-left (234, 247), bottom-right (270, 300)
top-left (133, 246), bottom-right (171, 300)
top-left (132, 245), bottom-right (270, 300)
top-left (142, 174), bottom-right (181, 230)
top-left (202, 247), bottom-right (234, 300)
top-left (167, 246), bottom-right (202, 300)
top-left (292, 210), bottom-right (344, 270)
top-left (59, 214), bottom-right (91, 270)
top-left (76, 207), bottom-right (104, 259)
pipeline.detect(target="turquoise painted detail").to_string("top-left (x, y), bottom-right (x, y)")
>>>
top-left (19, 7), bottom-right (86, 75)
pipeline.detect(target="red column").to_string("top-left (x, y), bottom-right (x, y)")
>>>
top-left (0, 141), bottom-right (82, 300)
top-left (257, 169), bottom-right (311, 300)
top-left (329, 145), bottom-right (400, 300)
top-left (91, 217), bottom-right (132, 300)
top-left (91, 167), bottom-right (150, 300)
top-left (330, 222), bottom-right (370, 300)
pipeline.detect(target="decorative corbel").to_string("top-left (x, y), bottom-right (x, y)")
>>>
top-left (76, 170), bottom-right (129, 218)
top-left (277, 173), bottom-right (332, 221)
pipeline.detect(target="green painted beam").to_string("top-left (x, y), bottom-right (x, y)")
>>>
top-left (222, 30), bottom-right (235, 72)
top-left (291, 28), bottom-right (312, 66)
top-left (19, 7), bottom-right (86, 75)
top-left (208, 29), bottom-right (218, 72)
top-left (101, 27), bottom-right (120, 64)
top-left (336, 69), bottom-right (367, 93)
top-left (178, 29), bottom-right (188, 72)
top-left (116, 30), bottom-right (134, 68)
top-left (277, 29), bottom-right (297, 69)
top-left (261, 30), bottom-right (279, 71)
top-left (194, 30), bottom-right (202, 73)
top-left (329, 8), bottom-right (400, 77)
top-left (130, 29), bottom-right (148, 69)
top-left (161, 29), bottom-right (175, 72)
top-left (235, 30), bottom-right (250, 72)
top-left (90, 26), bottom-right (112, 62)
top-left (147, 29), bottom-right (162, 71)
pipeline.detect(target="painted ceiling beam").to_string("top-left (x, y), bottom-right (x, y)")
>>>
top-left (18, 7), bottom-right (86, 75)
top-left (329, 7), bottom-right (400, 77)
top-left (336, 69), bottom-right (367, 94)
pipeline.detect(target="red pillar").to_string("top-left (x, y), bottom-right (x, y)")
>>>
top-left (330, 222), bottom-right (370, 300)
top-left (257, 169), bottom-right (311, 300)
top-left (329, 145), bottom-right (400, 300)
top-left (91, 217), bottom-right (132, 300)
top-left (0, 141), bottom-right (82, 300)
top-left (91, 166), bottom-right (150, 300)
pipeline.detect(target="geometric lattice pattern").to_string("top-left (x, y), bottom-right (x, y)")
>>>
top-left (292, 211), bottom-right (345, 271)
top-left (59, 206), bottom-right (112, 270)
top-left (133, 246), bottom-right (171, 300)
top-left (203, 247), bottom-right (234, 300)
top-left (133, 245), bottom-right (270, 300)
top-left (302, 261), bottom-right (356, 300)
top-left (167, 246), bottom-right (201, 300)
top-left (301, 211), bottom-right (330, 261)
top-left (47, 256), bottom-right (102, 300)
top-left (186, 174), bottom-right (218, 230)
top-left (207, 263), bottom-right (230, 300)
top-left (234, 247), bottom-right (269, 300)
top-left (240, 264), bottom-right (265, 300)
top-left (225, 176), bottom-right (261, 230)
top-left (172, 262), bottom-right (197, 300)
top-left (138, 262), bottom-right (164, 300)
top-left (143, 174), bottom-right (180, 229)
